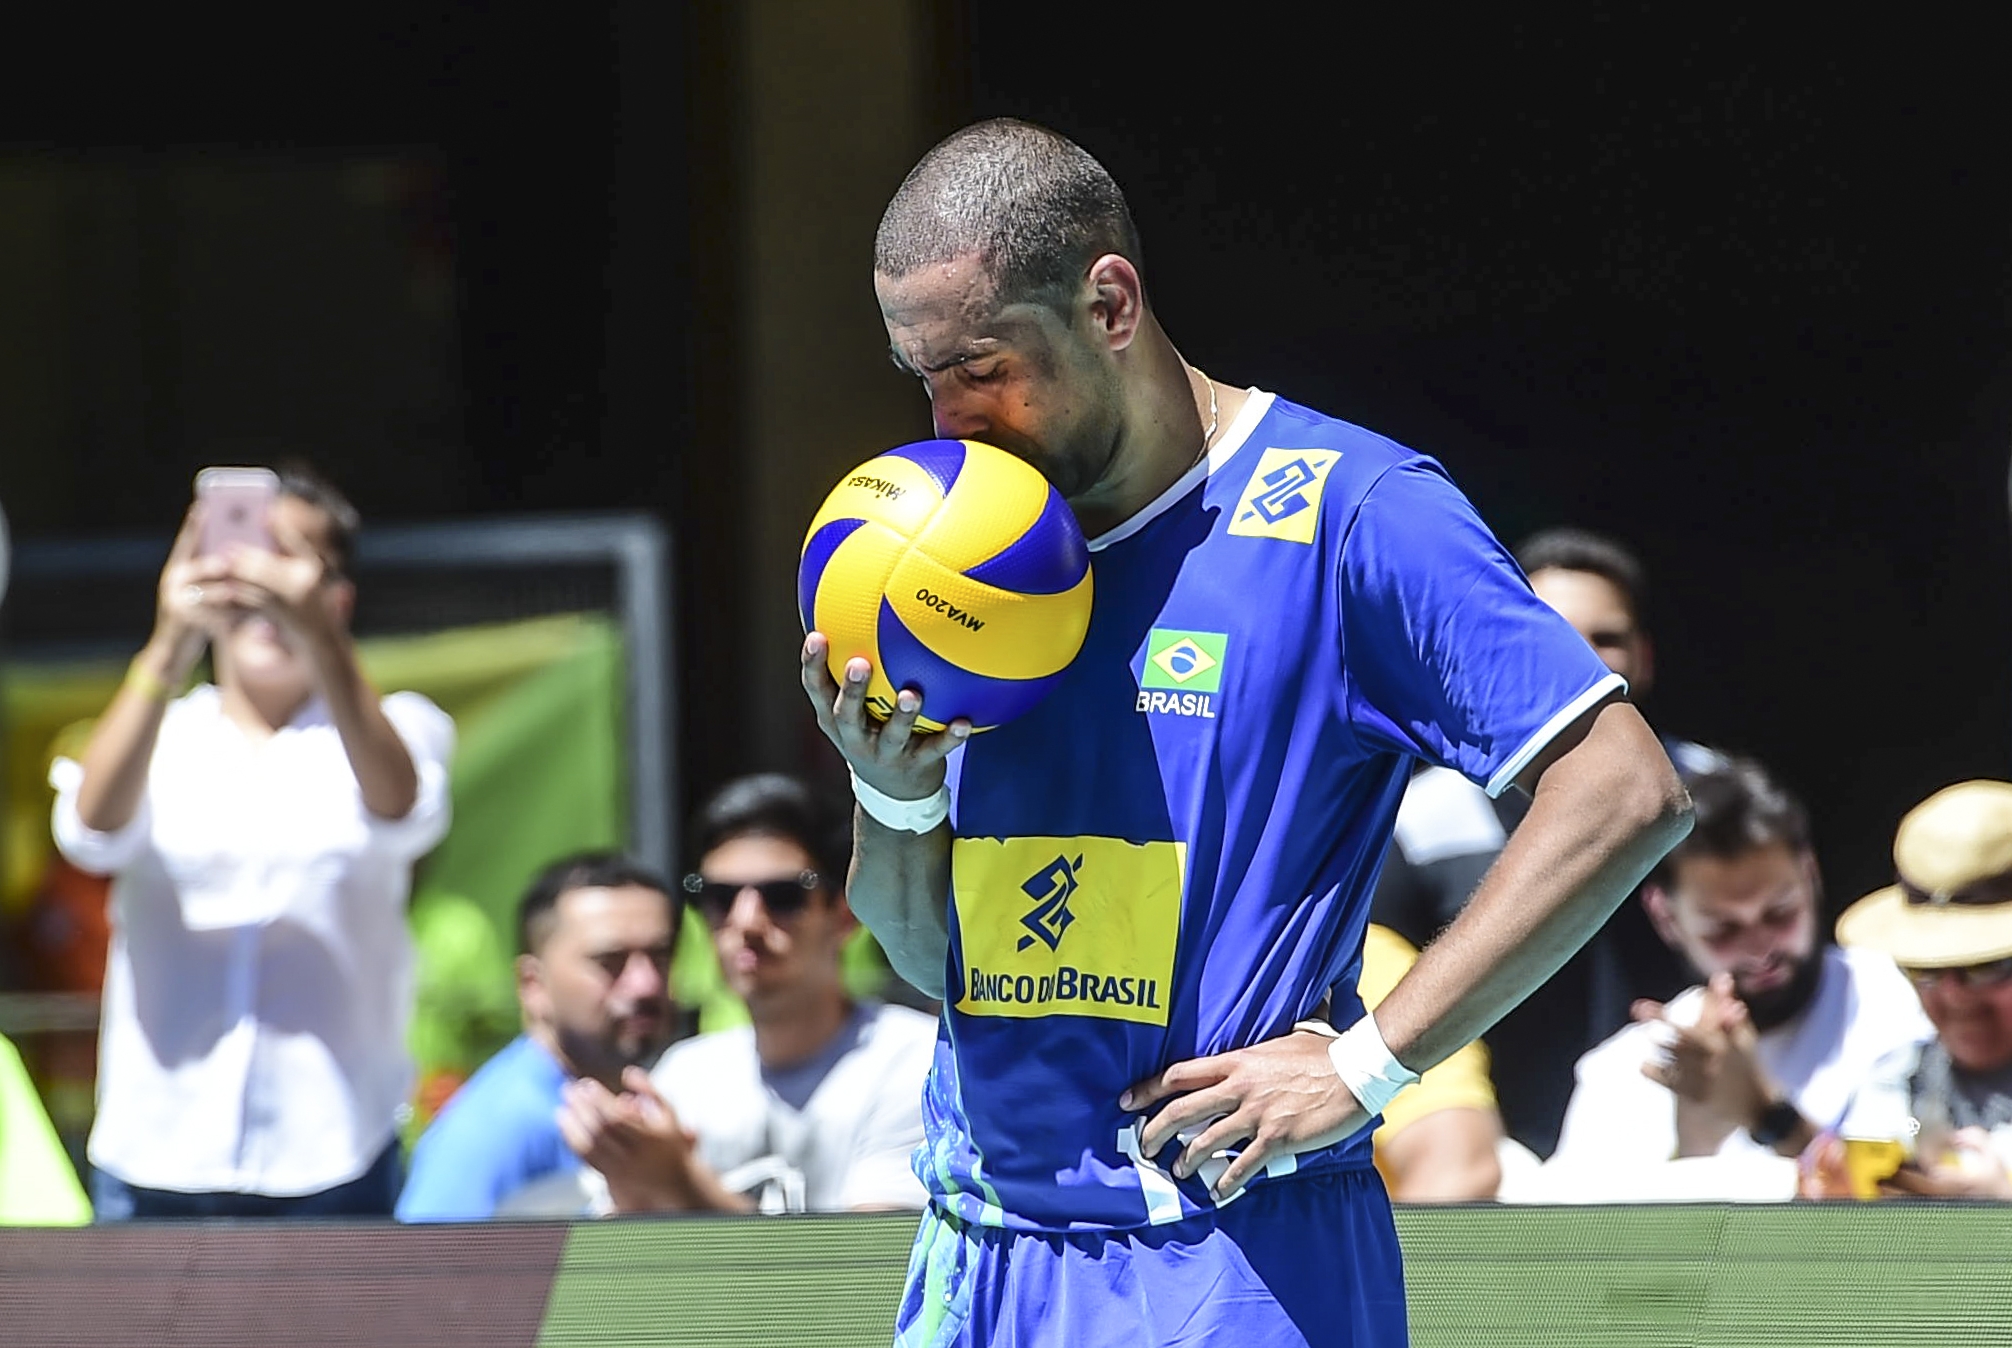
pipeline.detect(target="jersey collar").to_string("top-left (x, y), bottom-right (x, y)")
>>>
top-left (1087, 389), bottom-right (1275, 551)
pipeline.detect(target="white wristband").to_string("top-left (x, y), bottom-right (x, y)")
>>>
top-left (1325, 1013), bottom-right (1421, 1118)
top-left (850, 768), bottom-right (951, 834)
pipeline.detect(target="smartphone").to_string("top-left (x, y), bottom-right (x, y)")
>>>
top-left (195, 467), bottom-right (278, 557)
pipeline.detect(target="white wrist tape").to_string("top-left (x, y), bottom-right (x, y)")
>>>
top-left (850, 768), bottom-right (951, 834)
top-left (1326, 1013), bottom-right (1421, 1118)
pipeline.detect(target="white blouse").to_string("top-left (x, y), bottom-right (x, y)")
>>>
top-left (51, 685), bottom-right (454, 1196)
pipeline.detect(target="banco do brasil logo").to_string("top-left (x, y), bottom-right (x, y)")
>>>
top-left (1018, 853), bottom-right (1083, 951)
top-left (952, 834), bottom-right (1181, 1026)
top-left (1228, 448), bottom-right (1342, 544)
top-left (1244, 457), bottom-right (1319, 525)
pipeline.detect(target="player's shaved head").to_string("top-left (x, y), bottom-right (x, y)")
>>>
top-left (875, 118), bottom-right (1144, 314)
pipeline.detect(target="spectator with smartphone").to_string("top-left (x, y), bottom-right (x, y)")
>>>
top-left (562, 774), bottom-right (936, 1214)
top-left (50, 464), bottom-right (454, 1218)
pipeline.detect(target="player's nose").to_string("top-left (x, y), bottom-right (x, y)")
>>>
top-left (928, 392), bottom-right (986, 440)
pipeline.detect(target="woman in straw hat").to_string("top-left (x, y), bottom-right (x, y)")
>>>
top-left (1804, 781), bottom-right (2012, 1198)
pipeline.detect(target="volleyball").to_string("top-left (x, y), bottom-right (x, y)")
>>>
top-left (799, 438), bottom-right (1093, 733)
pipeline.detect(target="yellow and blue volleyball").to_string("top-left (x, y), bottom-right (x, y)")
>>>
top-left (799, 438), bottom-right (1093, 733)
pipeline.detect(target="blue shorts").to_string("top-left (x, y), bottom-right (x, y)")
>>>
top-left (893, 1168), bottom-right (1407, 1348)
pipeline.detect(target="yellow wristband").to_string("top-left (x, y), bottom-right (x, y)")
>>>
top-left (124, 660), bottom-right (172, 703)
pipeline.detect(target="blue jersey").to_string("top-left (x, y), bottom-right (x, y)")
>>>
top-left (923, 390), bottom-right (1621, 1233)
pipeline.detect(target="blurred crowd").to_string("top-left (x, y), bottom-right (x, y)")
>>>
top-left (1, 471), bottom-right (2007, 1224)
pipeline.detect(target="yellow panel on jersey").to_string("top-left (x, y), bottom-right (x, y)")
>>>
top-left (952, 837), bottom-right (1184, 1027)
top-left (1359, 924), bottom-right (1499, 1143)
top-left (1227, 448), bottom-right (1344, 544)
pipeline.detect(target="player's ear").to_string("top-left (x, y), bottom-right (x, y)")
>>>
top-left (1083, 254), bottom-right (1145, 352)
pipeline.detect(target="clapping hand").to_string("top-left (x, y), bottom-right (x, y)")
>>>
top-left (558, 1067), bottom-right (748, 1214)
top-left (1636, 972), bottom-right (1772, 1152)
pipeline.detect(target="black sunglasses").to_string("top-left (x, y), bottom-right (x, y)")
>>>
top-left (1902, 956), bottom-right (2012, 991)
top-left (681, 870), bottom-right (824, 925)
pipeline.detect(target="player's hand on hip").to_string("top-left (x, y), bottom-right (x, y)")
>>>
top-left (1120, 1029), bottom-right (1370, 1200)
top-left (800, 631), bottom-right (968, 800)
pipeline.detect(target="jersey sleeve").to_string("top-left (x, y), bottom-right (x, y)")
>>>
top-left (1337, 460), bottom-right (1624, 797)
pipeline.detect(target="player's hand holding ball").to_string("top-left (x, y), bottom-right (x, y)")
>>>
top-left (798, 438), bottom-right (1092, 798)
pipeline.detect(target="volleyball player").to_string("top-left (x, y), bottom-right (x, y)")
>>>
top-left (801, 119), bottom-right (1692, 1346)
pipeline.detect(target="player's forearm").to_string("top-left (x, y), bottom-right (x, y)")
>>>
top-left (305, 632), bottom-right (420, 819)
top-left (1372, 701), bottom-right (1693, 1072)
top-left (848, 809), bottom-right (953, 1000)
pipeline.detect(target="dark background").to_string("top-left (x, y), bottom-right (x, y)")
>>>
top-left (1, 5), bottom-right (2006, 914)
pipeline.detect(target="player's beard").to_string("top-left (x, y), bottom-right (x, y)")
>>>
top-left (1737, 948), bottom-right (1825, 1032)
top-left (986, 415), bottom-right (1118, 503)
top-left (1001, 356), bottom-right (1126, 501)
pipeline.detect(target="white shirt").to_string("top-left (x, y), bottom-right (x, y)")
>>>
top-left (1528, 945), bottom-right (1932, 1202)
top-left (50, 685), bottom-right (454, 1196)
top-left (652, 1000), bottom-right (936, 1213)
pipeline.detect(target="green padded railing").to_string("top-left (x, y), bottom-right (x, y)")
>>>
top-left (538, 1203), bottom-right (2012, 1347)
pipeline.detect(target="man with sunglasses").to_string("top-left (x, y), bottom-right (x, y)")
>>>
top-left (566, 774), bottom-right (934, 1214)
top-left (1811, 780), bottom-right (2012, 1198)
top-left (1538, 757), bottom-right (1929, 1201)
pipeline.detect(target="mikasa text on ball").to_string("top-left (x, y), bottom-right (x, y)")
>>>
top-left (799, 438), bottom-right (1093, 733)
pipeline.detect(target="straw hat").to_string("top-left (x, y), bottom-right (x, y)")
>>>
top-left (1837, 781), bottom-right (2012, 967)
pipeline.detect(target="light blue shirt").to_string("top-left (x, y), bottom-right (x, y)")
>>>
top-left (397, 1035), bottom-right (576, 1222)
